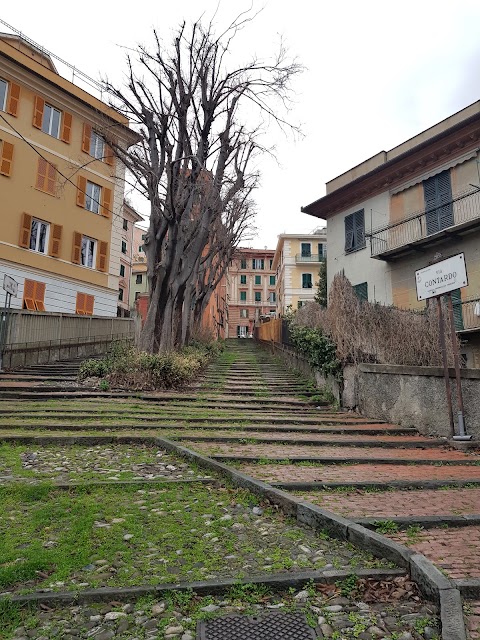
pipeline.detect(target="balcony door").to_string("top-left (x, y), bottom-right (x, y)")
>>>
top-left (424, 170), bottom-right (454, 235)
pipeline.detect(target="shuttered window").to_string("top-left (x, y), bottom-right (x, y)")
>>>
top-left (120, 264), bottom-right (125, 277)
top-left (0, 79), bottom-right (7, 111)
top-left (240, 291), bottom-right (247, 301)
top-left (255, 275), bottom-right (261, 285)
top-left (254, 291), bottom-right (261, 302)
top-left (240, 259), bottom-right (247, 269)
top-left (424, 170), bottom-right (453, 235)
top-left (270, 275), bottom-right (275, 285)
top-left (0, 141), bottom-right (14, 177)
top-left (302, 273), bottom-right (313, 289)
top-left (353, 282), bottom-right (368, 302)
top-left (301, 243), bottom-right (311, 257)
top-left (0, 79), bottom-right (20, 116)
top-left (451, 289), bottom-right (464, 331)
top-left (345, 209), bottom-right (365, 252)
top-left (29, 219), bottom-right (49, 254)
top-left (35, 157), bottom-right (57, 195)
top-left (240, 275), bottom-right (247, 284)
top-left (252, 259), bottom-right (264, 269)
top-left (76, 292), bottom-right (95, 315)
top-left (23, 279), bottom-right (46, 311)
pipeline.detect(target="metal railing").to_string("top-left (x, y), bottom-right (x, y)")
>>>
top-left (295, 254), bottom-right (326, 263)
top-left (457, 297), bottom-right (480, 332)
top-left (370, 188), bottom-right (480, 258)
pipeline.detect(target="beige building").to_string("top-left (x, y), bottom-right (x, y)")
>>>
top-left (303, 100), bottom-right (480, 366)
top-left (0, 33), bottom-right (137, 317)
top-left (272, 231), bottom-right (327, 314)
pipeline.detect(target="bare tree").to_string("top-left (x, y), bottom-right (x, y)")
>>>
top-left (103, 15), bottom-right (302, 353)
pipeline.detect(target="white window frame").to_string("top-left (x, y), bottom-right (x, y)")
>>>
top-left (240, 308), bottom-right (248, 318)
top-left (301, 242), bottom-right (312, 257)
top-left (0, 78), bottom-right (7, 111)
top-left (269, 292), bottom-right (276, 303)
top-left (238, 326), bottom-right (248, 337)
top-left (85, 181), bottom-right (102, 214)
top-left (42, 103), bottom-right (61, 138)
top-left (90, 131), bottom-right (105, 160)
top-left (81, 236), bottom-right (97, 269)
top-left (302, 273), bottom-right (313, 289)
top-left (29, 218), bottom-right (50, 254)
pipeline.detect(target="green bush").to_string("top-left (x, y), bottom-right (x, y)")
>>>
top-left (289, 324), bottom-right (341, 379)
top-left (78, 340), bottom-right (219, 390)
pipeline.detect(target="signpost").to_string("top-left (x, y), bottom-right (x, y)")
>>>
top-left (415, 253), bottom-right (471, 441)
top-left (0, 275), bottom-right (18, 372)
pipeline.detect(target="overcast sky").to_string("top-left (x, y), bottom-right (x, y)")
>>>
top-left (3, 0), bottom-right (480, 248)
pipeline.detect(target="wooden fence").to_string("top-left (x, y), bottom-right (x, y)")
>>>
top-left (255, 318), bottom-right (283, 344)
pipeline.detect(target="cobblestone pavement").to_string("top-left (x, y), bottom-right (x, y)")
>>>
top-left (465, 601), bottom-right (480, 639)
top-left (0, 443), bottom-right (209, 482)
top-left (296, 488), bottom-right (480, 517)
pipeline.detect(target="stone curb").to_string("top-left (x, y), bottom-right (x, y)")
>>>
top-left (3, 568), bottom-right (406, 607)
top-left (153, 437), bottom-right (467, 640)
top-left (178, 435), bottom-right (443, 447)
top-left (356, 515), bottom-right (480, 530)
top-left (270, 479), bottom-right (480, 490)
top-left (454, 579), bottom-right (480, 599)
top-left (210, 454), bottom-right (476, 466)
top-left (1, 478), bottom-right (218, 489)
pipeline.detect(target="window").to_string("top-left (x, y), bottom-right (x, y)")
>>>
top-left (302, 273), bottom-right (313, 289)
top-left (237, 326), bottom-right (248, 337)
top-left (76, 292), bottom-right (94, 315)
top-left (451, 289), bottom-right (464, 331)
top-left (0, 140), bottom-right (14, 177)
top-left (81, 236), bottom-right (97, 268)
top-left (240, 291), bottom-right (247, 302)
top-left (269, 275), bottom-right (275, 286)
top-left (240, 309), bottom-right (248, 318)
top-left (254, 291), bottom-right (261, 302)
top-left (353, 282), bottom-right (368, 302)
top-left (252, 258), bottom-right (264, 270)
top-left (85, 181), bottom-right (101, 214)
top-left (35, 157), bottom-right (56, 195)
top-left (121, 240), bottom-right (127, 254)
top-left (90, 131), bottom-right (105, 159)
top-left (318, 243), bottom-right (326, 258)
top-left (136, 274), bottom-right (143, 284)
top-left (240, 275), bottom-right (247, 285)
top-left (139, 245), bottom-right (144, 252)
top-left (141, 234), bottom-right (147, 240)
top-left (301, 242), bottom-right (311, 257)
top-left (0, 79), bottom-right (7, 111)
top-left (23, 279), bottom-right (46, 311)
top-left (135, 291), bottom-right (141, 301)
top-left (269, 259), bottom-right (273, 269)
top-left (344, 209), bottom-right (365, 253)
top-left (123, 219), bottom-right (128, 231)
top-left (42, 103), bottom-right (61, 138)
top-left (118, 288), bottom-right (124, 302)
top-left (297, 300), bottom-right (306, 309)
top-left (424, 170), bottom-right (453, 235)
top-left (269, 292), bottom-right (276, 303)
top-left (240, 258), bottom-right (247, 269)
top-left (120, 264), bottom-right (125, 277)
top-left (255, 275), bottom-right (261, 285)
top-left (29, 219), bottom-right (49, 254)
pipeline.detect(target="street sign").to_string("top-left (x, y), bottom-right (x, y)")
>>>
top-left (3, 274), bottom-right (18, 297)
top-left (415, 253), bottom-right (468, 301)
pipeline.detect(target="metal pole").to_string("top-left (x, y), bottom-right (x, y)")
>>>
top-left (447, 293), bottom-right (471, 440)
top-left (437, 296), bottom-right (455, 437)
top-left (0, 292), bottom-right (12, 372)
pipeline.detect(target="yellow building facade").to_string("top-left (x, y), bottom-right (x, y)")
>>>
top-left (272, 231), bottom-right (327, 314)
top-left (0, 34), bottom-right (137, 316)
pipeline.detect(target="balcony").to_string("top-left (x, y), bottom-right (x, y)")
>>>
top-left (457, 296), bottom-right (480, 333)
top-left (295, 254), bottom-right (326, 263)
top-left (370, 188), bottom-right (480, 260)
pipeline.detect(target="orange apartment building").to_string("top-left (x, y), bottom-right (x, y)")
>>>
top-left (0, 33), bottom-right (137, 317)
top-left (226, 248), bottom-right (277, 338)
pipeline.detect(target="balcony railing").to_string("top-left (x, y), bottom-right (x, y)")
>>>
top-left (457, 296), bottom-right (480, 333)
top-left (295, 254), bottom-right (326, 263)
top-left (370, 188), bottom-right (480, 259)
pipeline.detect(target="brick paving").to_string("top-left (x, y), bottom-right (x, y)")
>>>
top-left (389, 526), bottom-right (480, 579)
top-left (297, 488), bottom-right (480, 517)
top-left (239, 462), bottom-right (480, 483)
top-left (191, 440), bottom-right (476, 461)
top-left (466, 601), bottom-right (480, 639)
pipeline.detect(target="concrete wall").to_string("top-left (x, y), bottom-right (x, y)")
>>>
top-left (357, 363), bottom-right (480, 440)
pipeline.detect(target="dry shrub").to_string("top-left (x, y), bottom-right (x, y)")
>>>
top-left (294, 273), bottom-right (459, 367)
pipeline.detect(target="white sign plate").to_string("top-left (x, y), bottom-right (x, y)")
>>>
top-left (3, 275), bottom-right (18, 297)
top-left (415, 253), bottom-right (468, 301)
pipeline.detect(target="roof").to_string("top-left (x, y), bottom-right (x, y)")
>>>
top-left (302, 99), bottom-right (480, 219)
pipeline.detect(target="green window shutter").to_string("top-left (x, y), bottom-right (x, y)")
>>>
top-left (240, 291), bottom-right (246, 301)
top-left (240, 259), bottom-right (247, 269)
top-left (301, 243), bottom-right (311, 257)
top-left (240, 275), bottom-right (247, 284)
top-left (255, 291), bottom-right (261, 302)
top-left (353, 282), bottom-right (368, 302)
top-left (345, 214), bottom-right (354, 251)
top-left (270, 275), bottom-right (275, 285)
top-left (119, 264), bottom-right (125, 277)
top-left (424, 170), bottom-right (453, 235)
top-left (450, 289), bottom-right (464, 331)
top-left (302, 273), bottom-right (312, 288)
top-left (255, 275), bottom-right (261, 285)
top-left (354, 209), bottom-right (365, 249)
